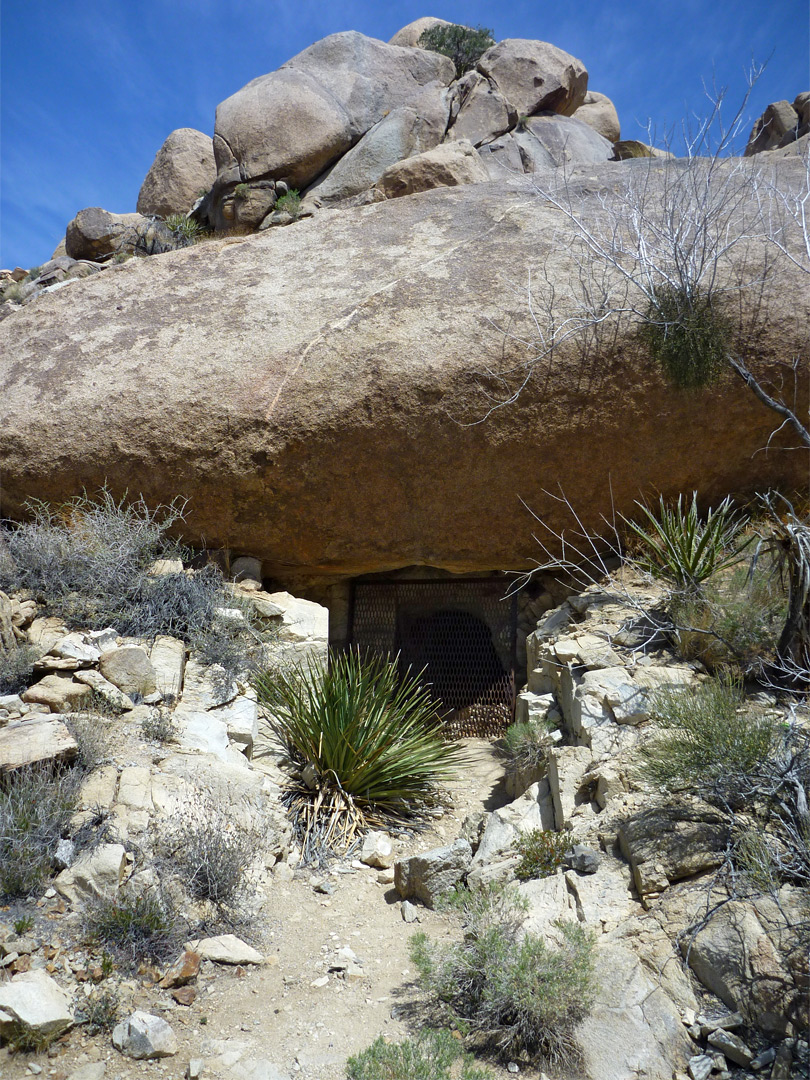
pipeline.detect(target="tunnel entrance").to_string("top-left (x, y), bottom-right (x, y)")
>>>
top-left (348, 579), bottom-right (517, 737)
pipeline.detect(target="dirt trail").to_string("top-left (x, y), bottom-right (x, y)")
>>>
top-left (4, 742), bottom-right (542, 1080)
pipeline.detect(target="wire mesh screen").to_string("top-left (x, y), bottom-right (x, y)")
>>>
top-left (350, 580), bottom-right (517, 738)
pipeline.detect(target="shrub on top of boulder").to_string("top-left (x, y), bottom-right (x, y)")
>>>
top-left (417, 22), bottom-right (495, 79)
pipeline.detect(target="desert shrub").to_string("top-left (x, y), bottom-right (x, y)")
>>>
top-left (0, 489), bottom-right (255, 681)
top-left (638, 284), bottom-right (733, 389)
top-left (623, 491), bottom-right (749, 594)
top-left (233, 183), bottom-right (250, 201)
top-left (514, 828), bottom-right (571, 881)
top-left (161, 795), bottom-right (262, 908)
top-left (0, 641), bottom-right (38, 694)
top-left (65, 707), bottom-right (115, 771)
top-left (641, 678), bottom-right (810, 887)
top-left (84, 886), bottom-right (179, 965)
top-left (252, 651), bottom-right (461, 859)
top-left (275, 188), bottom-right (301, 217)
top-left (670, 557), bottom-right (786, 672)
top-left (411, 884), bottom-right (595, 1064)
top-left (418, 23), bottom-right (495, 78)
top-left (2, 281), bottom-right (23, 302)
top-left (79, 986), bottom-right (120, 1034)
top-left (140, 706), bottom-right (178, 743)
top-left (501, 719), bottom-right (553, 773)
top-left (0, 765), bottom-right (81, 898)
top-left (347, 1028), bottom-right (494, 1080)
top-left (639, 676), bottom-right (778, 794)
top-left (164, 213), bottom-right (206, 245)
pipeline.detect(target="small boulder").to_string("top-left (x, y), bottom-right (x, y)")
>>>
top-left (159, 950), bottom-right (201, 989)
top-left (512, 113), bottom-right (613, 169)
top-left (187, 933), bottom-right (264, 965)
top-left (112, 1010), bottom-right (177, 1059)
top-left (477, 38), bottom-right (588, 117)
top-left (574, 90), bottom-right (621, 142)
top-left (21, 674), bottom-right (92, 713)
top-left (360, 830), bottom-right (394, 868)
top-left (378, 139), bottom-right (490, 198)
top-left (99, 645), bottom-right (157, 697)
top-left (65, 208), bottom-right (150, 261)
top-left (55, 843), bottom-right (128, 904)
top-left (394, 837), bottom-right (472, 907)
top-left (0, 968), bottom-right (73, 1041)
top-left (388, 17), bottom-right (452, 48)
top-left (137, 128), bottom-right (216, 217)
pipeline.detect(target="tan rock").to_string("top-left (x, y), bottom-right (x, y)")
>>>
top-left (21, 674), bottom-right (92, 712)
top-left (137, 128), bottom-right (216, 217)
top-left (477, 38), bottom-right (588, 117)
top-left (0, 969), bottom-right (73, 1041)
top-left (0, 162), bottom-right (807, 582)
top-left (0, 716), bottom-right (78, 770)
top-left (27, 616), bottom-right (70, 652)
top-left (65, 208), bottom-right (150, 261)
top-left (148, 635), bottom-right (186, 700)
top-left (212, 30), bottom-right (454, 201)
top-left (55, 843), bottom-right (127, 903)
top-left (388, 17), bottom-right (452, 48)
top-left (379, 138), bottom-right (489, 197)
top-left (574, 90), bottom-right (621, 142)
top-left (99, 645), bottom-right (157, 697)
top-left (187, 934), bottom-right (264, 965)
top-left (618, 803), bottom-right (728, 895)
top-left (450, 71), bottom-right (516, 146)
top-left (746, 100), bottom-right (801, 156)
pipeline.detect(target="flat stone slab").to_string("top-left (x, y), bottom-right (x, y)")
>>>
top-left (187, 934), bottom-right (264, 965)
top-left (0, 715), bottom-right (78, 770)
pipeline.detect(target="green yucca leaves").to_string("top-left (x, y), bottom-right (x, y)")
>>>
top-left (623, 491), bottom-right (751, 593)
top-left (252, 651), bottom-right (462, 856)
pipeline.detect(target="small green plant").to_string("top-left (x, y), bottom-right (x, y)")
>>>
top-left (2, 281), bottom-right (23, 302)
top-left (418, 23), bottom-right (495, 78)
top-left (639, 676), bottom-right (777, 793)
top-left (233, 183), bottom-right (250, 200)
top-left (140, 707), bottom-right (178, 743)
top-left (274, 188), bottom-right (301, 218)
top-left (84, 886), bottom-right (179, 966)
top-left (100, 951), bottom-right (115, 978)
top-left (161, 795), bottom-right (263, 908)
top-left (80, 985), bottom-right (120, 1034)
top-left (347, 1028), bottom-right (495, 1080)
top-left (0, 765), bottom-right (81, 898)
top-left (622, 491), bottom-right (750, 594)
top-left (252, 651), bottom-right (461, 858)
top-left (516, 113), bottom-right (529, 131)
top-left (515, 828), bottom-right (571, 881)
top-left (112, 251), bottom-right (133, 264)
top-left (639, 284), bottom-right (732, 389)
top-left (13, 914), bottom-right (34, 935)
top-left (275, 188), bottom-right (300, 215)
top-left (502, 719), bottom-right (553, 773)
top-left (3, 1020), bottom-right (61, 1054)
top-left (411, 884), bottom-right (595, 1065)
top-left (163, 213), bottom-right (206, 245)
top-left (0, 641), bottom-right (38, 694)
top-left (26, 265), bottom-right (42, 282)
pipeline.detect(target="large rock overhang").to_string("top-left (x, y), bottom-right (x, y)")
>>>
top-left (1, 162), bottom-right (807, 587)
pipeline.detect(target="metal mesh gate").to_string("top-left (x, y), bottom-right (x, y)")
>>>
top-left (349, 579), bottom-right (517, 738)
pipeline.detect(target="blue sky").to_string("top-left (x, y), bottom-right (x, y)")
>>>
top-left (1, 0), bottom-right (808, 268)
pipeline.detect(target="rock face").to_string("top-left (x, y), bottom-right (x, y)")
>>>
top-left (1, 162), bottom-right (807, 584)
top-left (213, 31), bottom-right (455, 195)
top-left (137, 128), bottom-right (216, 217)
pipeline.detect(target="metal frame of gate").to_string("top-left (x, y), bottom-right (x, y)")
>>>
top-left (348, 578), bottom-right (517, 738)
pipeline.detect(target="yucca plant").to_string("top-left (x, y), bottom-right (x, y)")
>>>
top-left (622, 491), bottom-right (750, 594)
top-left (252, 651), bottom-right (462, 858)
